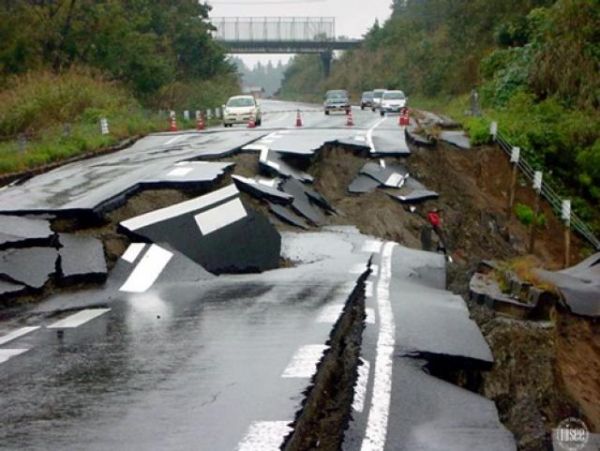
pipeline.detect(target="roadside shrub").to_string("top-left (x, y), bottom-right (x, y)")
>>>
top-left (0, 67), bottom-right (137, 138)
top-left (464, 117), bottom-right (492, 146)
top-left (515, 203), bottom-right (546, 227)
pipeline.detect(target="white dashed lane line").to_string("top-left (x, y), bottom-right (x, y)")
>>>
top-left (0, 348), bottom-right (29, 364)
top-left (281, 344), bottom-right (328, 379)
top-left (47, 308), bottom-right (111, 329)
top-left (0, 326), bottom-right (40, 346)
top-left (237, 421), bottom-right (293, 451)
top-left (353, 358), bottom-right (371, 413)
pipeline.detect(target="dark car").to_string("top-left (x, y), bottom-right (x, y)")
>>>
top-left (361, 91), bottom-right (374, 110)
top-left (324, 90), bottom-right (351, 115)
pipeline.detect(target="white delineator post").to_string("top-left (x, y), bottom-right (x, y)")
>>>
top-left (529, 171), bottom-right (543, 253)
top-left (100, 118), bottom-right (110, 135)
top-left (490, 121), bottom-right (498, 141)
top-left (562, 200), bottom-right (571, 268)
top-left (183, 110), bottom-right (190, 121)
top-left (507, 146), bottom-right (520, 219)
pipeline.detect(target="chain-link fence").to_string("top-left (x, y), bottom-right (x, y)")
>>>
top-left (212, 17), bottom-right (336, 42)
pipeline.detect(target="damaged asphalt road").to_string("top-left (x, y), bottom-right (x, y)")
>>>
top-left (0, 100), bottom-right (517, 450)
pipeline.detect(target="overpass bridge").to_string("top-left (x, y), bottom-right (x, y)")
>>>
top-left (211, 17), bottom-right (362, 74)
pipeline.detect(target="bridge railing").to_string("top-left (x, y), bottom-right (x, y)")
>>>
top-left (211, 17), bottom-right (336, 42)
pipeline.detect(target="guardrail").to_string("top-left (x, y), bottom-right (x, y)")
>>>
top-left (493, 128), bottom-right (600, 250)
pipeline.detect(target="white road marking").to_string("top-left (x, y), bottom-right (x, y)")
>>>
top-left (370, 265), bottom-right (379, 275)
top-left (365, 308), bottom-right (376, 324)
top-left (119, 245), bottom-right (173, 293)
top-left (47, 308), bottom-right (111, 329)
top-left (361, 240), bottom-right (383, 254)
top-left (317, 304), bottom-right (345, 323)
top-left (237, 421), bottom-right (292, 451)
top-left (121, 184), bottom-right (239, 231)
top-left (0, 327), bottom-right (40, 346)
top-left (379, 159), bottom-right (386, 169)
top-left (0, 349), bottom-right (29, 364)
top-left (385, 173), bottom-right (404, 188)
top-left (365, 281), bottom-right (374, 298)
top-left (167, 167), bottom-right (194, 177)
top-left (354, 135), bottom-right (367, 142)
top-left (353, 358), bottom-right (371, 413)
top-left (350, 263), bottom-right (368, 274)
top-left (361, 241), bottom-right (397, 451)
top-left (366, 117), bottom-right (387, 152)
top-left (282, 344), bottom-right (328, 378)
top-left (121, 243), bottom-right (146, 263)
top-left (164, 135), bottom-right (184, 146)
top-left (194, 198), bottom-right (247, 235)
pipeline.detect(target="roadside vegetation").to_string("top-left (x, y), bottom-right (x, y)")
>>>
top-left (280, 0), bottom-right (599, 234)
top-left (0, 1), bottom-right (239, 176)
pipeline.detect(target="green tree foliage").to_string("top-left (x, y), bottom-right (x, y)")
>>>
top-left (0, 1), bottom-right (234, 96)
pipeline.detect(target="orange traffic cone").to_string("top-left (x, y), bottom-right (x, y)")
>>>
top-left (196, 113), bottom-right (205, 131)
top-left (247, 113), bottom-right (256, 129)
top-left (296, 110), bottom-right (303, 127)
top-left (346, 108), bottom-right (354, 127)
top-left (168, 115), bottom-right (178, 132)
top-left (399, 108), bottom-right (410, 126)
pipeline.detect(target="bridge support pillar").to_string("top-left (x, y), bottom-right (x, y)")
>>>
top-left (320, 50), bottom-right (333, 77)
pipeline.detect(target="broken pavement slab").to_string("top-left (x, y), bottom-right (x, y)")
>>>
top-left (258, 147), bottom-right (314, 182)
top-left (120, 184), bottom-right (282, 274)
top-left (268, 203), bottom-right (310, 230)
top-left (0, 247), bottom-right (58, 290)
top-left (0, 215), bottom-right (55, 250)
top-left (58, 234), bottom-right (108, 284)
top-left (232, 175), bottom-right (293, 205)
top-left (140, 161), bottom-right (234, 189)
top-left (0, 280), bottom-right (27, 300)
top-left (359, 161), bottom-right (409, 189)
top-left (535, 252), bottom-right (600, 318)
top-left (348, 174), bottom-right (380, 194)
top-left (440, 130), bottom-right (472, 150)
top-left (280, 178), bottom-right (327, 226)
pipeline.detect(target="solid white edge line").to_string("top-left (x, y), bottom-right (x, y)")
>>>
top-left (194, 198), bottom-right (247, 236)
top-left (0, 349), bottom-right (29, 364)
top-left (0, 327), bottom-right (40, 346)
top-left (167, 167), bottom-right (194, 177)
top-left (237, 421), bottom-right (292, 451)
top-left (121, 184), bottom-right (239, 231)
top-left (353, 358), bottom-right (371, 413)
top-left (119, 245), bottom-right (173, 293)
top-left (361, 242), bottom-right (397, 451)
top-left (121, 243), bottom-right (147, 263)
top-left (365, 281), bottom-right (374, 298)
top-left (281, 344), bottom-right (328, 378)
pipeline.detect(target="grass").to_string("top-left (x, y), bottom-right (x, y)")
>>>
top-left (0, 68), bottom-right (235, 176)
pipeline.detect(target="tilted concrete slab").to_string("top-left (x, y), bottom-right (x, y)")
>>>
top-left (280, 178), bottom-right (327, 226)
top-left (232, 175), bottom-right (293, 205)
top-left (0, 215), bottom-right (54, 250)
top-left (348, 175), bottom-right (381, 194)
top-left (440, 130), bottom-right (472, 150)
top-left (58, 234), bottom-right (107, 284)
top-left (268, 203), bottom-right (310, 229)
top-left (0, 280), bottom-right (27, 300)
top-left (120, 184), bottom-right (281, 274)
top-left (0, 247), bottom-right (58, 290)
top-left (0, 132), bottom-right (257, 217)
top-left (359, 162), bottom-right (409, 188)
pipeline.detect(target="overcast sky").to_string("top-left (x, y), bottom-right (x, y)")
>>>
top-left (206, 0), bottom-right (393, 67)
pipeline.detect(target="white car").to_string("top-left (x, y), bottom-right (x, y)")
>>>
top-left (379, 90), bottom-right (407, 116)
top-left (223, 95), bottom-right (262, 127)
top-left (371, 89), bottom-right (387, 112)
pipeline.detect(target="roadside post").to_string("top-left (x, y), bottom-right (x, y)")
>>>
top-left (506, 146), bottom-right (520, 219)
top-left (215, 107), bottom-right (221, 119)
top-left (17, 134), bottom-right (27, 153)
top-left (529, 171), bottom-right (543, 253)
top-left (562, 200), bottom-right (571, 268)
top-left (490, 121), bottom-right (498, 141)
top-left (100, 118), bottom-right (110, 135)
top-left (207, 109), bottom-right (213, 121)
top-left (183, 110), bottom-right (190, 121)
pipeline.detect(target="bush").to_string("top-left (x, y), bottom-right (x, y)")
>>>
top-left (515, 203), bottom-right (546, 227)
top-left (0, 68), bottom-right (137, 138)
top-left (464, 117), bottom-right (492, 146)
